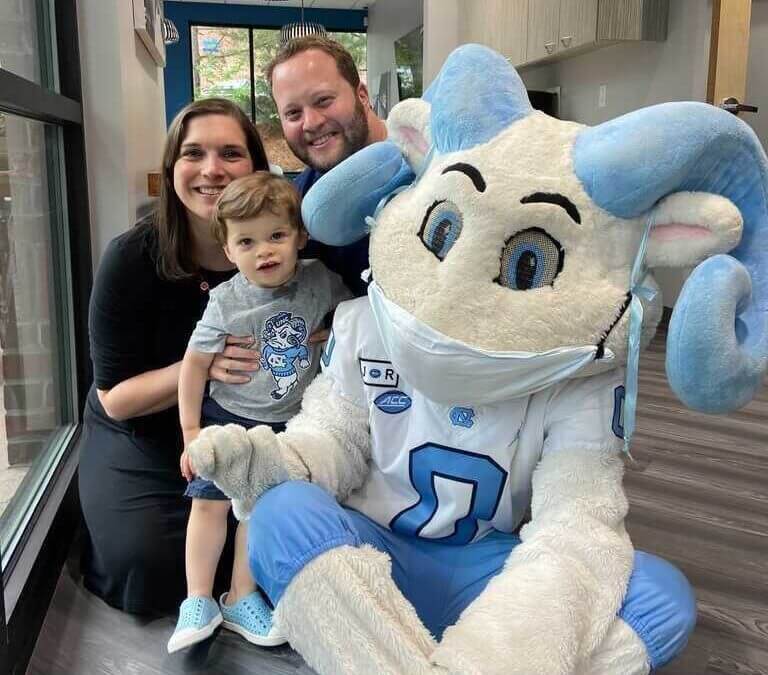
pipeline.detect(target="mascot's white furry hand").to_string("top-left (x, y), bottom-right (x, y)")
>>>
top-left (188, 423), bottom-right (307, 520)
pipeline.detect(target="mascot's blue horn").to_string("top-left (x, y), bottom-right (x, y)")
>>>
top-left (303, 43), bottom-right (534, 246)
top-left (424, 43), bottom-right (533, 153)
top-left (301, 141), bottom-right (413, 246)
top-left (574, 102), bottom-right (768, 413)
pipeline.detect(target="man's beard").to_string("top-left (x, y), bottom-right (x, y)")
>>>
top-left (290, 100), bottom-right (369, 172)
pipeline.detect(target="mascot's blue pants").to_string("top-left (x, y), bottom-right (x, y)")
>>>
top-left (248, 481), bottom-right (696, 670)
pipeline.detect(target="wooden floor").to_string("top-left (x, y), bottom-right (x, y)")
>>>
top-left (27, 327), bottom-right (768, 675)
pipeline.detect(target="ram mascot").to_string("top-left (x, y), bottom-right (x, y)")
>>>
top-left (188, 45), bottom-right (768, 674)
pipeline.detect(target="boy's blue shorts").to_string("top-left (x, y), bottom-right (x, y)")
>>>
top-left (184, 397), bottom-right (286, 500)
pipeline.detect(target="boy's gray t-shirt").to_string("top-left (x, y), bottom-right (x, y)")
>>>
top-left (189, 259), bottom-right (352, 422)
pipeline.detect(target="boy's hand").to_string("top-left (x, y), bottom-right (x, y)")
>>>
top-left (180, 449), bottom-right (196, 482)
top-left (209, 335), bottom-right (260, 384)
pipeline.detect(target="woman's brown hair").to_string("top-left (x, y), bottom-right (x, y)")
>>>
top-left (155, 98), bottom-right (269, 280)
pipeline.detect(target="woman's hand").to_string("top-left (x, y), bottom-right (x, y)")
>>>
top-left (209, 336), bottom-right (260, 384)
top-left (209, 329), bottom-right (330, 385)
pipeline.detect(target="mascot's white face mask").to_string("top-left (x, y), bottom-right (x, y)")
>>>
top-left (368, 280), bottom-right (613, 405)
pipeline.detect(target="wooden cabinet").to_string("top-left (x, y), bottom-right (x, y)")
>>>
top-left (460, 0), bottom-right (528, 66)
top-left (597, 0), bottom-right (669, 42)
top-left (525, 0), bottom-right (561, 62)
top-left (458, 0), bottom-right (668, 68)
top-left (526, 0), bottom-right (598, 62)
top-left (559, 0), bottom-right (600, 52)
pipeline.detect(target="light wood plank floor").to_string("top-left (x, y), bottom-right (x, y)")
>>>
top-left (27, 327), bottom-right (768, 675)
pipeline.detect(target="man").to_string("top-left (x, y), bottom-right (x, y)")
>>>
top-left (267, 37), bottom-right (388, 296)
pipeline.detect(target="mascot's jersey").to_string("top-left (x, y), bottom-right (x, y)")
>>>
top-left (322, 298), bottom-right (626, 545)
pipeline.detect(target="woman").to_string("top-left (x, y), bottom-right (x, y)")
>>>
top-left (79, 98), bottom-right (268, 615)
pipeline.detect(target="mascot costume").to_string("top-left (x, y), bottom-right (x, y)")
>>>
top-left (188, 45), bottom-right (768, 674)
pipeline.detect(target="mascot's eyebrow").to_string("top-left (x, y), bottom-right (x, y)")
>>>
top-left (442, 163), bottom-right (487, 193)
top-left (521, 192), bottom-right (581, 224)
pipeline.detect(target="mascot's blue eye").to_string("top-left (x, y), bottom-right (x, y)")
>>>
top-left (418, 200), bottom-right (463, 261)
top-left (497, 228), bottom-right (563, 291)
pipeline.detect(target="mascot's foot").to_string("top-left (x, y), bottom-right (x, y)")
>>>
top-left (275, 544), bottom-right (442, 675)
top-left (578, 618), bottom-right (650, 675)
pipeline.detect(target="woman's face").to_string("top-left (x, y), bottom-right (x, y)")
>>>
top-left (173, 113), bottom-right (254, 229)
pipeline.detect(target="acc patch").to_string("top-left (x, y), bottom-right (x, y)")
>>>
top-left (359, 357), bottom-right (399, 388)
top-left (374, 390), bottom-right (412, 415)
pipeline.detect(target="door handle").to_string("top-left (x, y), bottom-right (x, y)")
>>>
top-left (560, 35), bottom-right (572, 47)
top-left (544, 41), bottom-right (555, 54)
top-left (720, 97), bottom-right (759, 115)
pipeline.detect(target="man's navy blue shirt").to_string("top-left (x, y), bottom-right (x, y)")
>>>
top-left (295, 167), bottom-right (370, 297)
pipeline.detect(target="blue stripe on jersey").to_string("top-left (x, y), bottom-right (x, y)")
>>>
top-left (321, 330), bottom-right (336, 367)
top-left (612, 385), bottom-right (625, 439)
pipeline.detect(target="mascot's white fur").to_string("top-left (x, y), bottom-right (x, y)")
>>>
top-left (188, 45), bottom-right (768, 674)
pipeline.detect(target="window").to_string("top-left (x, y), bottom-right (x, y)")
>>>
top-left (0, 0), bottom-right (91, 668)
top-left (191, 26), bottom-right (367, 172)
top-left (0, 114), bottom-right (77, 558)
top-left (0, 0), bottom-right (57, 89)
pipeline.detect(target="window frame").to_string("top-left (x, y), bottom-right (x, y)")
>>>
top-left (0, 1), bottom-right (92, 672)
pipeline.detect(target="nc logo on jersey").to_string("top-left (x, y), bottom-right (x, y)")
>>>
top-left (450, 406), bottom-right (475, 429)
top-left (374, 390), bottom-right (412, 415)
top-left (359, 357), bottom-right (399, 388)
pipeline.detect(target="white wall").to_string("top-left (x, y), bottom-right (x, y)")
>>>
top-left (423, 0), bottom-right (459, 88)
top-left (78, 0), bottom-right (167, 265)
top-left (366, 0), bottom-right (424, 113)
top-left (746, 0), bottom-right (768, 149)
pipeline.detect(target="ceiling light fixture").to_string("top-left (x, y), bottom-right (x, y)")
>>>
top-left (280, 0), bottom-right (328, 45)
top-left (162, 17), bottom-right (180, 46)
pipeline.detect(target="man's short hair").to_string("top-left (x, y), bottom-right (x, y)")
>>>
top-left (212, 172), bottom-right (302, 246)
top-left (266, 36), bottom-right (360, 91)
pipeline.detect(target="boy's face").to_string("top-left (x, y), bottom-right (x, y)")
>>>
top-left (223, 209), bottom-right (307, 288)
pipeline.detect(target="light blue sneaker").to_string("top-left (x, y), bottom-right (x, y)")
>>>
top-left (219, 591), bottom-right (288, 647)
top-left (167, 596), bottom-right (222, 653)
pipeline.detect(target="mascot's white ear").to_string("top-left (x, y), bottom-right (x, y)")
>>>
top-left (647, 192), bottom-right (743, 268)
top-left (387, 98), bottom-right (432, 173)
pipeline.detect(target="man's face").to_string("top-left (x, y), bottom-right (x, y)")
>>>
top-left (272, 49), bottom-right (370, 172)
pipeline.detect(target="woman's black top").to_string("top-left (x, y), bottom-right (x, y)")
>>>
top-left (88, 217), bottom-right (234, 441)
top-left (79, 218), bottom-right (237, 614)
